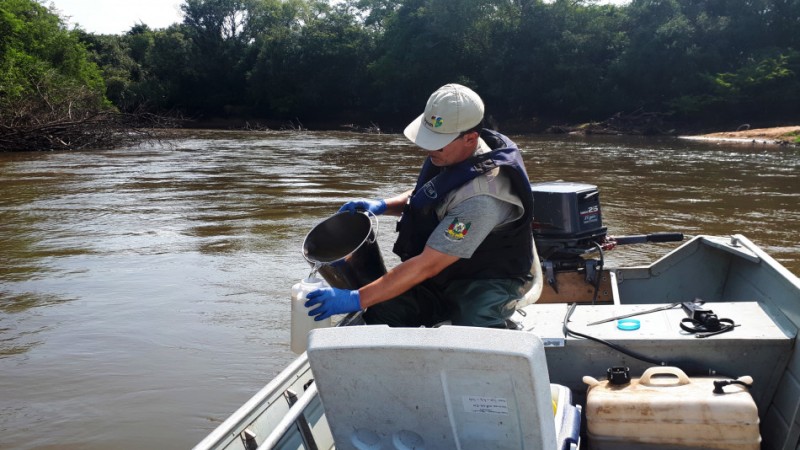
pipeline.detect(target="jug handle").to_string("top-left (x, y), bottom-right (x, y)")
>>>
top-left (364, 210), bottom-right (379, 244)
top-left (639, 366), bottom-right (691, 386)
top-left (582, 376), bottom-right (600, 388)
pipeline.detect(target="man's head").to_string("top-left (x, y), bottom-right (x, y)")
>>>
top-left (404, 84), bottom-right (484, 152)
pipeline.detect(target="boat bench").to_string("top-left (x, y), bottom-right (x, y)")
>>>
top-left (514, 301), bottom-right (795, 414)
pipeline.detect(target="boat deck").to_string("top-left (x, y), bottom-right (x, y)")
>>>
top-left (514, 301), bottom-right (794, 413)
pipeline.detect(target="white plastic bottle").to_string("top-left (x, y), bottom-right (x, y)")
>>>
top-left (290, 275), bottom-right (331, 354)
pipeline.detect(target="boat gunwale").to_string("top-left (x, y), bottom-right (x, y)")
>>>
top-left (192, 353), bottom-right (312, 450)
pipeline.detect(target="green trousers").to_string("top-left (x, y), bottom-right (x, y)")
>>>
top-left (362, 276), bottom-right (529, 328)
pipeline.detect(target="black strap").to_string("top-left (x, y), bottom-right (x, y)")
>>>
top-left (680, 317), bottom-right (737, 338)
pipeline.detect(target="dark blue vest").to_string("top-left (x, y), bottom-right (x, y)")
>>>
top-left (393, 129), bottom-right (534, 281)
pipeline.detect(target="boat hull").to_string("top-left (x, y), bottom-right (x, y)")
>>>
top-left (193, 235), bottom-right (800, 450)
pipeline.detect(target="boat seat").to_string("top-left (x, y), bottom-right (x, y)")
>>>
top-left (306, 325), bottom-right (579, 450)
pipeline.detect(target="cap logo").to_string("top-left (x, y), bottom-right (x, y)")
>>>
top-left (426, 115), bottom-right (444, 129)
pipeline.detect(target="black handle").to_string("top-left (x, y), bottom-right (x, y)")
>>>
top-left (647, 232), bottom-right (684, 243)
top-left (613, 232), bottom-right (684, 245)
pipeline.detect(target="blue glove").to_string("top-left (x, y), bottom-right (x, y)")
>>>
top-left (305, 288), bottom-right (362, 321)
top-left (338, 199), bottom-right (387, 215)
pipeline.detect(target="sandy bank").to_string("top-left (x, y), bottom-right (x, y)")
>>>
top-left (681, 126), bottom-right (800, 146)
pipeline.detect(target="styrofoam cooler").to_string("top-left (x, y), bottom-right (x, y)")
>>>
top-left (308, 326), bottom-right (580, 449)
top-left (552, 384), bottom-right (581, 450)
top-left (583, 366), bottom-right (761, 450)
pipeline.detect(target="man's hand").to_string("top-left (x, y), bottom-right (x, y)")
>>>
top-left (338, 199), bottom-right (387, 215)
top-left (305, 288), bottom-right (362, 321)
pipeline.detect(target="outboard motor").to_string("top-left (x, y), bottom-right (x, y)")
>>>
top-left (531, 181), bottom-right (607, 265)
top-left (531, 181), bottom-right (683, 298)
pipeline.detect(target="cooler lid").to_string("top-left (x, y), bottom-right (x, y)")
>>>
top-left (308, 325), bottom-right (557, 450)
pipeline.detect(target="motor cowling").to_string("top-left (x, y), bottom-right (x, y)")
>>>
top-left (531, 181), bottom-right (608, 261)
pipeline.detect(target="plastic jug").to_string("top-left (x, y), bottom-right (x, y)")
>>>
top-left (290, 275), bottom-right (331, 354)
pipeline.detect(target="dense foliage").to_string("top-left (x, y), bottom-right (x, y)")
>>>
top-left (0, 0), bottom-right (172, 151)
top-left (4, 0), bottom-right (800, 140)
top-left (0, 0), bottom-right (106, 123)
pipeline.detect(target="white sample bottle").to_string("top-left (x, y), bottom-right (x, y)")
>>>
top-left (290, 275), bottom-right (331, 354)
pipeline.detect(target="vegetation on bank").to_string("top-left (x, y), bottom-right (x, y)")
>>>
top-left (0, 0), bottom-right (176, 150)
top-left (1, 0), bottom-right (799, 150)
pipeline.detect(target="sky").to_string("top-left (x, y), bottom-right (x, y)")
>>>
top-left (49, 0), bottom-right (631, 36)
top-left (49, 0), bottom-right (185, 35)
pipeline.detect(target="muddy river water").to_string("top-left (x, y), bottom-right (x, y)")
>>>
top-left (0, 130), bottom-right (797, 449)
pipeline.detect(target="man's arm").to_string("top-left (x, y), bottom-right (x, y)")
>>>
top-left (305, 195), bottom-right (516, 321)
top-left (303, 246), bottom-right (458, 321)
top-left (357, 245), bottom-right (459, 308)
top-left (338, 190), bottom-right (412, 216)
top-left (382, 189), bottom-right (412, 216)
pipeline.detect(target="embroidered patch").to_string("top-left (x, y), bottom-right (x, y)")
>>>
top-left (422, 181), bottom-right (437, 199)
top-left (431, 115), bottom-right (444, 128)
top-left (446, 218), bottom-right (471, 240)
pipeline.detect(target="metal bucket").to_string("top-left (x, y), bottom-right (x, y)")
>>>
top-left (302, 211), bottom-right (387, 289)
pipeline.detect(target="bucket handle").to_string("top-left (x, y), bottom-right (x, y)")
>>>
top-left (639, 366), bottom-right (691, 386)
top-left (364, 210), bottom-right (379, 244)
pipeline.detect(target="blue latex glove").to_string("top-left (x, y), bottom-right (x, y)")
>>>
top-left (305, 288), bottom-right (362, 321)
top-left (338, 199), bottom-right (387, 215)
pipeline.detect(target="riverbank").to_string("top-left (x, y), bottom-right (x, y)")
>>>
top-left (681, 125), bottom-right (800, 146)
top-left (170, 117), bottom-right (800, 148)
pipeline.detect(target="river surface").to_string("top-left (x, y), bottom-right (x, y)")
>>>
top-left (0, 130), bottom-right (798, 449)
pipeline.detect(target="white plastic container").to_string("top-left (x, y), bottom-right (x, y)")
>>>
top-left (307, 325), bottom-right (562, 450)
top-left (290, 276), bottom-right (331, 354)
top-left (583, 366), bottom-right (760, 450)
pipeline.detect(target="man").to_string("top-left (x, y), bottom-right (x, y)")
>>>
top-left (305, 83), bottom-right (534, 328)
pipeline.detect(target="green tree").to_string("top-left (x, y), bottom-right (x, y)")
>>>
top-left (490, 0), bottom-right (628, 121)
top-left (179, 0), bottom-right (259, 114)
top-left (141, 25), bottom-right (196, 111)
top-left (78, 29), bottom-right (143, 110)
top-left (0, 0), bottom-right (164, 151)
top-left (68, 0), bottom-right (800, 130)
top-left (280, 1), bottom-right (375, 120)
top-left (245, 0), bottom-right (306, 117)
top-left (367, 0), bottom-right (518, 119)
top-left (611, 0), bottom-right (700, 111)
top-left (0, 0), bottom-right (107, 123)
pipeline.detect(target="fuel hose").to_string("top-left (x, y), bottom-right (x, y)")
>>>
top-left (562, 303), bottom-right (668, 367)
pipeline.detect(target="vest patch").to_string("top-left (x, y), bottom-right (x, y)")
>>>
top-left (446, 218), bottom-right (471, 240)
top-left (423, 181), bottom-right (437, 199)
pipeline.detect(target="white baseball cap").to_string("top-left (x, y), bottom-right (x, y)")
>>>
top-left (403, 83), bottom-right (484, 151)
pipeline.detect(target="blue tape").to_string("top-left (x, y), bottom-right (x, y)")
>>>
top-left (617, 318), bottom-right (641, 331)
